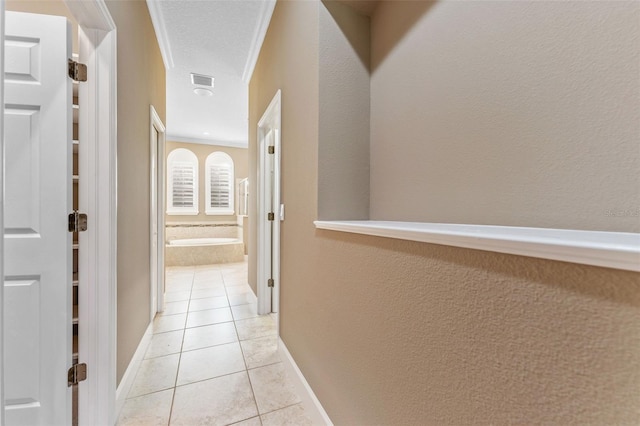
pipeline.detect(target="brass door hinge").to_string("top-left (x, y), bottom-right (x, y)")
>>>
top-left (268, 278), bottom-right (274, 288)
top-left (68, 363), bottom-right (87, 386)
top-left (68, 59), bottom-right (87, 82)
top-left (68, 211), bottom-right (88, 232)
top-left (268, 145), bottom-right (275, 154)
top-left (267, 212), bottom-right (275, 221)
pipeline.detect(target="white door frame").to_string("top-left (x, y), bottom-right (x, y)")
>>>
top-left (66, 2), bottom-right (118, 424)
top-left (0, 1), bottom-right (117, 424)
top-left (0, 3), bottom-right (7, 423)
top-left (257, 90), bottom-right (281, 315)
top-left (150, 105), bottom-right (166, 320)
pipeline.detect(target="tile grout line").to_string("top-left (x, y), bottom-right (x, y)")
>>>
top-left (167, 266), bottom-right (196, 426)
top-left (125, 263), bottom-right (274, 425)
top-left (224, 267), bottom-right (263, 422)
top-left (224, 414), bottom-right (263, 426)
top-left (260, 401), bottom-right (304, 417)
top-left (206, 264), bottom-right (253, 424)
top-left (165, 340), bottom-right (282, 391)
top-left (172, 367), bottom-right (247, 389)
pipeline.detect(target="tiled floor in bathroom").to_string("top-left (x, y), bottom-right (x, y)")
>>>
top-left (117, 261), bottom-right (314, 425)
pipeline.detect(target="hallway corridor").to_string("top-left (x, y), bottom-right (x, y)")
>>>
top-left (117, 261), bottom-right (312, 425)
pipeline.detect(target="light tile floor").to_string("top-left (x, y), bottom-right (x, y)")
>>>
top-left (117, 261), bottom-right (313, 426)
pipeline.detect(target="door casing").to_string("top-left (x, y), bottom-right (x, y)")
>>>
top-left (0, 3), bottom-right (6, 421)
top-left (150, 105), bottom-right (166, 320)
top-left (257, 90), bottom-right (282, 315)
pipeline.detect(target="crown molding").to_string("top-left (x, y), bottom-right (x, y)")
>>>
top-left (166, 134), bottom-right (248, 149)
top-left (146, 0), bottom-right (174, 69)
top-left (242, 0), bottom-right (276, 83)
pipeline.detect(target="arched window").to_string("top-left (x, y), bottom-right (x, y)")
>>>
top-left (205, 152), bottom-right (234, 215)
top-left (167, 148), bottom-right (198, 215)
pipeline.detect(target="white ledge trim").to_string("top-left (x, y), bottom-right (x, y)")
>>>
top-left (314, 221), bottom-right (640, 272)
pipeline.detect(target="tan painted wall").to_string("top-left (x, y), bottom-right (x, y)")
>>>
top-left (370, 1), bottom-right (640, 233)
top-left (105, 0), bottom-right (166, 385)
top-left (249, 1), bottom-right (640, 423)
top-left (248, 0), bottom-right (321, 296)
top-left (165, 141), bottom-right (248, 224)
top-left (318, 0), bottom-right (370, 220)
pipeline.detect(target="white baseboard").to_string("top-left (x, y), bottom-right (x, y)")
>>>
top-left (115, 322), bottom-right (153, 419)
top-left (278, 338), bottom-right (333, 425)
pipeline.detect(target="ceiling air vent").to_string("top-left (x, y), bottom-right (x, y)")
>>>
top-left (191, 73), bottom-right (214, 88)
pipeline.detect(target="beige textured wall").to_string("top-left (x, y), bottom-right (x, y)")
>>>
top-left (249, 0), bottom-right (640, 423)
top-left (248, 0), bottom-right (320, 296)
top-left (306, 233), bottom-right (640, 424)
top-left (105, 0), bottom-right (166, 385)
top-left (318, 0), bottom-right (370, 220)
top-left (165, 141), bottom-right (248, 224)
top-left (370, 1), bottom-right (640, 232)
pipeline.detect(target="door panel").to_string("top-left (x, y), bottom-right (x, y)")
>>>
top-left (4, 11), bottom-right (72, 425)
top-left (4, 278), bottom-right (40, 405)
top-left (5, 106), bottom-right (40, 233)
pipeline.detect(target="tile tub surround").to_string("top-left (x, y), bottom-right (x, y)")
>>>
top-left (166, 222), bottom-right (241, 241)
top-left (165, 223), bottom-right (245, 266)
top-left (165, 240), bottom-right (245, 266)
top-left (117, 262), bottom-right (313, 425)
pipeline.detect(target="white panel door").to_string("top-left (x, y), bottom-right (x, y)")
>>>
top-left (4, 11), bottom-right (72, 426)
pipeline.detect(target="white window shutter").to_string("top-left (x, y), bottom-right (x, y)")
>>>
top-left (209, 164), bottom-right (231, 209)
top-left (166, 148), bottom-right (199, 215)
top-left (205, 151), bottom-right (235, 215)
top-left (172, 163), bottom-right (195, 208)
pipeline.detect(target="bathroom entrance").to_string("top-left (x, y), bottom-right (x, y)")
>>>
top-left (156, 139), bottom-right (251, 318)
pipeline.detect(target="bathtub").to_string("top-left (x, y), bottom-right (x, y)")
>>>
top-left (165, 237), bottom-right (244, 266)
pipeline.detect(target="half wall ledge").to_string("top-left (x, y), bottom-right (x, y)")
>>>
top-left (314, 220), bottom-right (640, 272)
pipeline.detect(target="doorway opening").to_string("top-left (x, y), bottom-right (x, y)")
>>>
top-left (157, 140), bottom-right (252, 326)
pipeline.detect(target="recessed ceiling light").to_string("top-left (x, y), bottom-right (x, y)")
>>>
top-left (193, 88), bottom-right (213, 96)
top-left (203, 132), bottom-right (210, 136)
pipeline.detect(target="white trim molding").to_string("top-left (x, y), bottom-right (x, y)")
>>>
top-left (150, 105), bottom-right (166, 320)
top-left (65, 0), bottom-right (118, 423)
top-left (314, 221), bottom-right (640, 272)
top-left (0, 3), bottom-right (5, 424)
top-left (257, 90), bottom-right (282, 315)
top-left (115, 323), bottom-right (153, 419)
top-left (146, 0), bottom-right (174, 69)
top-left (242, 0), bottom-right (276, 83)
top-left (278, 338), bottom-right (333, 426)
top-left (65, 0), bottom-right (115, 31)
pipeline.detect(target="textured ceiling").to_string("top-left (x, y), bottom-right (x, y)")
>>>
top-left (151, 0), bottom-right (272, 147)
